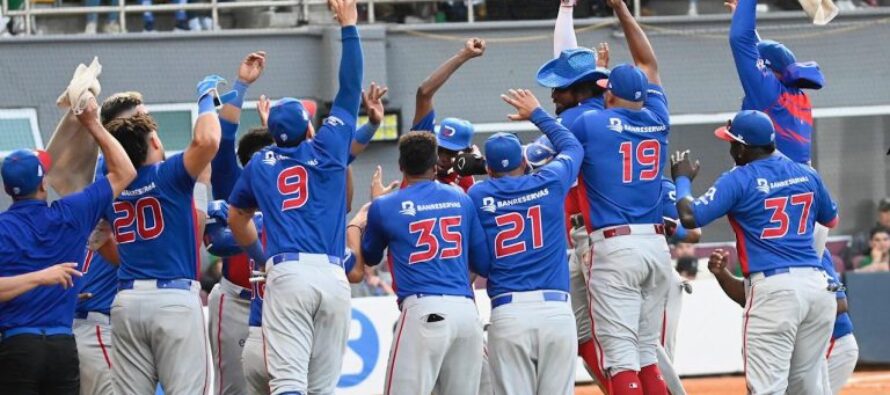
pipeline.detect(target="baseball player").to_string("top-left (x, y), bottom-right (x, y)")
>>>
top-left (708, 250), bottom-right (858, 394)
top-left (671, 110), bottom-right (839, 394)
top-left (0, 97), bottom-right (136, 394)
top-left (227, 0), bottom-right (362, 392)
top-left (726, 0), bottom-right (833, 258)
top-left (467, 89), bottom-right (581, 394)
top-left (355, 131), bottom-right (491, 395)
top-left (412, 37), bottom-right (485, 192)
top-left (101, 72), bottom-right (223, 393)
top-left (568, 0), bottom-right (671, 392)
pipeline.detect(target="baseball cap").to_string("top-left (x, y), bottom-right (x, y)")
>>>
top-left (536, 48), bottom-right (610, 89)
top-left (485, 133), bottom-right (523, 173)
top-left (268, 98), bottom-right (314, 146)
top-left (714, 110), bottom-right (775, 146)
top-left (2, 149), bottom-right (52, 197)
top-left (435, 118), bottom-right (474, 152)
top-left (878, 197), bottom-right (890, 212)
top-left (757, 40), bottom-right (797, 73)
top-left (524, 135), bottom-right (556, 169)
top-left (597, 64), bottom-right (648, 103)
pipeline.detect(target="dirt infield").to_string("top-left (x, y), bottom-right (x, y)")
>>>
top-left (575, 370), bottom-right (890, 394)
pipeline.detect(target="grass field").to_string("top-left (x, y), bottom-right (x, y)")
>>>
top-left (575, 370), bottom-right (890, 394)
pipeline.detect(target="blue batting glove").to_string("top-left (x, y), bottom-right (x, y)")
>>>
top-left (196, 74), bottom-right (227, 102)
top-left (207, 199), bottom-right (229, 225)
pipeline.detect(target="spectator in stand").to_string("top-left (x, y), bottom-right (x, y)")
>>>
top-left (676, 256), bottom-right (698, 280)
top-left (83, 0), bottom-right (120, 34)
top-left (673, 240), bottom-right (696, 259)
top-left (141, 0), bottom-right (190, 31)
top-left (855, 226), bottom-right (890, 272)
top-left (848, 198), bottom-right (890, 262)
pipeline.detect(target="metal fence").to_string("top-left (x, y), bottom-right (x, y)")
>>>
top-left (1, 0), bottom-right (648, 34)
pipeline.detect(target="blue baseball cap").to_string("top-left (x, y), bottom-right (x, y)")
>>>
top-left (268, 98), bottom-right (311, 146)
top-left (2, 149), bottom-right (52, 197)
top-left (757, 40), bottom-right (797, 73)
top-left (485, 132), bottom-right (523, 173)
top-left (537, 48), bottom-right (610, 89)
top-left (436, 118), bottom-right (474, 152)
top-left (714, 110), bottom-right (776, 146)
top-left (597, 64), bottom-right (648, 102)
top-left (524, 135), bottom-right (556, 169)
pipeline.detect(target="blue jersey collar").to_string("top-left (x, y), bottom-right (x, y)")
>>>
top-left (9, 198), bottom-right (46, 209)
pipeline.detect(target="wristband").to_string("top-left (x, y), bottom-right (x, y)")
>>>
top-left (354, 122), bottom-right (380, 145)
top-left (672, 225), bottom-right (688, 242)
top-left (244, 240), bottom-right (266, 266)
top-left (229, 80), bottom-right (249, 109)
top-left (675, 176), bottom-right (693, 200)
top-left (198, 94), bottom-right (216, 115)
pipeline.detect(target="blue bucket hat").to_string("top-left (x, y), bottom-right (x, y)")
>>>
top-left (537, 48), bottom-right (610, 89)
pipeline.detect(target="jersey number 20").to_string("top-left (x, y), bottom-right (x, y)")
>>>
top-left (408, 216), bottom-right (462, 264)
top-left (619, 140), bottom-right (660, 183)
top-left (113, 197), bottom-right (164, 244)
top-left (761, 192), bottom-right (814, 239)
top-left (494, 206), bottom-right (543, 258)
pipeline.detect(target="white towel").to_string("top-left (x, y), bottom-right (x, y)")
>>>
top-left (799, 0), bottom-right (839, 25)
top-left (56, 57), bottom-right (102, 115)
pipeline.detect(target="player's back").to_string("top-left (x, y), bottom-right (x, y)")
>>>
top-left (573, 103), bottom-right (669, 229)
top-left (76, 250), bottom-right (118, 316)
top-left (717, 155), bottom-right (835, 273)
top-left (108, 153), bottom-right (197, 281)
top-left (558, 96), bottom-right (603, 130)
top-left (242, 144), bottom-right (347, 259)
top-left (469, 171), bottom-right (571, 297)
top-left (365, 181), bottom-right (479, 301)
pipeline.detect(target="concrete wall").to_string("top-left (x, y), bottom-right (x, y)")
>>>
top-left (2, 10), bottom-right (889, 242)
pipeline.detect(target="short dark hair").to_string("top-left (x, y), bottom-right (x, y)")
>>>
top-left (676, 256), bottom-right (698, 276)
top-left (101, 91), bottom-right (144, 126)
top-left (563, 80), bottom-right (603, 97)
top-left (105, 113), bottom-right (157, 168)
top-left (870, 226), bottom-right (890, 240)
top-left (238, 127), bottom-right (274, 166)
top-left (399, 132), bottom-right (438, 176)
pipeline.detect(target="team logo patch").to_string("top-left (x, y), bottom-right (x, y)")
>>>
top-left (325, 116), bottom-right (345, 127)
top-left (441, 125), bottom-right (457, 138)
top-left (608, 118), bottom-right (623, 133)
top-left (756, 178), bottom-right (770, 194)
top-left (634, 91), bottom-right (642, 100)
top-left (481, 197), bottom-right (496, 213)
top-left (501, 159), bottom-right (509, 168)
top-left (400, 201), bottom-right (416, 216)
top-left (263, 151), bottom-right (277, 166)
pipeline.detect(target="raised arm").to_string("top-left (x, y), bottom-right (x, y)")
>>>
top-left (607, 0), bottom-right (660, 85)
top-left (350, 83), bottom-right (389, 157)
top-left (413, 38), bottom-right (485, 127)
top-left (553, 1), bottom-right (578, 56)
top-left (330, 0), bottom-right (362, 118)
top-left (728, 0), bottom-right (779, 108)
top-left (708, 249), bottom-right (746, 307)
top-left (75, 98), bottom-right (136, 198)
top-left (213, 52), bottom-right (266, 199)
top-left (346, 203), bottom-right (371, 283)
top-left (0, 263), bottom-right (82, 302)
top-left (184, 75), bottom-right (224, 178)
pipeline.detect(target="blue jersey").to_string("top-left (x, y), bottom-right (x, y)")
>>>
top-left (731, 0), bottom-right (813, 164)
top-left (105, 154), bottom-right (199, 281)
top-left (469, 109), bottom-right (582, 297)
top-left (0, 179), bottom-right (113, 330)
top-left (558, 96), bottom-right (604, 130)
top-left (690, 155), bottom-right (837, 275)
top-left (362, 181), bottom-right (492, 301)
top-left (819, 252), bottom-right (853, 340)
top-left (229, 26), bottom-right (362, 260)
top-left (570, 84), bottom-right (670, 229)
top-left (75, 250), bottom-right (118, 316)
top-left (412, 109), bottom-right (436, 132)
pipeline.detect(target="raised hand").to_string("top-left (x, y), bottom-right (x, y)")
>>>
top-left (724, 0), bottom-right (738, 13)
top-left (75, 96), bottom-right (101, 128)
top-left (370, 165), bottom-right (399, 199)
top-left (237, 51), bottom-right (266, 85)
top-left (362, 82), bottom-right (389, 126)
top-left (596, 42), bottom-right (610, 69)
top-left (605, 0), bottom-right (626, 10)
top-left (671, 150), bottom-right (701, 181)
top-left (328, 0), bottom-right (358, 27)
top-left (708, 249), bottom-right (730, 275)
top-left (459, 38), bottom-right (486, 60)
top-left (196, 74), bottom-right (227, 102)
top-left (257, 95), bottom-right (271, 127)
top-left (35, 262), bottom-right (82, 289)
top-left (501, 89), bottom-right (542, 121)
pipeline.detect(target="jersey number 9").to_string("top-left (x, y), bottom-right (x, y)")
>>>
top-left (112, 197), bottom-right (165, 244)
top-left (619, 139), bottom-right (660, 183)
top-left (494, 206), bottom-right (543, 258)
top-left (278, 166), bottom-right (309, 211)
top-left (408, 216), bottom-right (463, 265)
